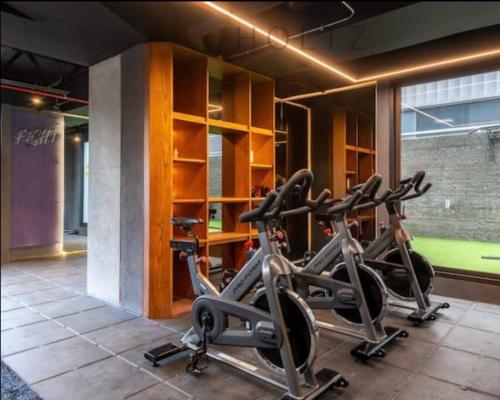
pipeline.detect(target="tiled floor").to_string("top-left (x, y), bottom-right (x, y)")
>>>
top-left (1, 254), bottom-right (500, 400)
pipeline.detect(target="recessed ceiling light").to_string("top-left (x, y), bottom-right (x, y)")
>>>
top-left (31, 96), bottom-right (43, 106)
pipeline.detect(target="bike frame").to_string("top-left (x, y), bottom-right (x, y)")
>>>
top-left (363, 202), bottom-right (431, 312)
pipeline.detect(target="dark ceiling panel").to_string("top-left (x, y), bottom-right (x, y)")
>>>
top-left (1, 1), bottom-right (145, 66)
top-left (2, 1), bottom-right (499, 101)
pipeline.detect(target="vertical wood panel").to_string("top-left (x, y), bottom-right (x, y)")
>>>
top-left (145, 43), bottom-right (173, 318)
top-left (332, 107), bottom-right (346, 198)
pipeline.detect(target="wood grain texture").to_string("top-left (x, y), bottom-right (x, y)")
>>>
top-left (145, 43), bottom-right (273, 317)
top-left (145, 43), bottom-right (173, 318)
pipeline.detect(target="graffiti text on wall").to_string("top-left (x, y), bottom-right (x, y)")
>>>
top-left (14, 128), bottom-right (58, 147)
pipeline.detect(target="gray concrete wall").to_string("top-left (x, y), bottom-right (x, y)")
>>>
top-left (88, 44), bottom-right (147, 313)
top-left (401, 133), bottom-right (500, 242)
top-left (119, 45), bottom-right (146, 314)
top-left (88, 55), bottom-right (122, 305)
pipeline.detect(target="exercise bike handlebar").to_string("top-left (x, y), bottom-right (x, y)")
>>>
top-left (327, 174), bottom-right (382, 215)
top-left (279, 188), bottom-right (331, 219)
top-left (401, 182), bottom-right (432, 201)
top-left (387, 170), bottom-right (431, 202)
top-left (271, 169), bottom-right (313, 213)
top-left (352, 187), bottom-right (393, 211)
top-left (239, 191), bottom-right (278, 223)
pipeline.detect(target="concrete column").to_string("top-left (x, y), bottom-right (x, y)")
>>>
top-left (88, 44), bottom-right (146, 312)
top-left (88, 55), bottom-right (122, 305)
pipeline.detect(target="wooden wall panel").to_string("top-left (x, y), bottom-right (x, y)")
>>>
top-left (145, 43), bottom-right (173, 318)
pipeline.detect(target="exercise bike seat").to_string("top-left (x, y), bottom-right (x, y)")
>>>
top-left (171, 217), bottom-right (204, 227)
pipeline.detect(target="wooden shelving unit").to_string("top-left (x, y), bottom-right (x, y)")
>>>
top-left (147, 43), bottom-right (275, 318)
top-left (332, 106), bottom-right (376, 243)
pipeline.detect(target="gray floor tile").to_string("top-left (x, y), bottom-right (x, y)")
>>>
top-left (432, 295), bottom-right (475, 309)
top-left (166, 358), bottom-right (279, 400)
top-left (474, 302), bottom-right (500, 315)
top-left (1, 320), bottom-right (74, 356)
top-left (119, 334), bottom-right (185, 380)
top-left (379, 337), bottom-right (437, 371)
top-left (1, 273), bottom-right (41, 287)
top-left (155, 315), bottom-right (193, 333)
top-left (13, 287), bottom-right (79, 306)
top-left (56, 305), bottom-right (136, 334)
top-left (85, 318), bottom-right (174, 354)
top-left (459, 309), bottom-right (500, 333)
top-left (1, 307), bottom-right (46, 330)
top-left (2, 280), bottom-right (58, 296)
top-left (32, 295), bottom-right (104, 318)
top-left (384, 315), bottom-right (454, 344)
top-left (48, 273), bottom-right (86, 286)
top-left (3, 336), bottom-right (110, 384)
top-left (315, 346), bottom-right (411, 400)
top-left (388, 302), bottom-right (469, 325)
top-left (1, 268), bottom-right (22, 276)
top-left (126, 383), bottom-right (191, 400)
top-left (31, 268), bottom-right (83, 279)
top-left (65, 283), bottom-right (87, 295)
top-left (32, 357), bottom-right (158, 400)
top-left (1, 296), bottom-right (24, 312)
top-left (395, 374), bottom-right (498, 400)
top-left (421, 346), bottom-right (500, 397)
top-left (443, 325), bottom-right (500, 360)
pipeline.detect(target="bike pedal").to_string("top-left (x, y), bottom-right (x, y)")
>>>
top-left (144, 343), bottom-right (188, 367)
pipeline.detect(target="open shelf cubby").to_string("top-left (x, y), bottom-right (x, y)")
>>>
top-left (208, 201), bottom-right (249, 240)
top-left (209, 242), bottom-right (249, 273)
top-left (172, 163), bottom-right (206, 200)
top-left (173, 119), bottom-right (207, 161)
top-left (173, 48), bottom-right (207, 118)
top-left (251, 77), bottom-right (274, 131)
top-left (333, 106), bottom-right (376, 242)
top-left (209, 60), bottom-right (250, 126)
top-left (147, 43), bottom-right (274, 318)
top-left (251, 133), bottom-right (274, 166)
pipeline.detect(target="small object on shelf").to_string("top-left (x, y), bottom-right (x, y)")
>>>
top-left (251, 185), bottom-right (271, 197)
top-left (250, 150), bottom-right (254, 163)
top-left (174, 147), bottom-right (179, 159)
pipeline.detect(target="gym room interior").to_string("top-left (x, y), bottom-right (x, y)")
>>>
top-left (1, 2), bottom-right (499, 400)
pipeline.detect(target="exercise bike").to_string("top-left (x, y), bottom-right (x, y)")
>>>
top-left (357, 171), bottom-right (450, 324)
top-left (256, 170), bottom-right (408, 362)
top-left (145, 191), bottom-right (348, 400)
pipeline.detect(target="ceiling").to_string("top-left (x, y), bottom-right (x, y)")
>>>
top-left (2, 1), bottom-right (500, 109)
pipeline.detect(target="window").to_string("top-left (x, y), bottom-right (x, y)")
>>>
top-left (400, 70), bottom-right (500, 275)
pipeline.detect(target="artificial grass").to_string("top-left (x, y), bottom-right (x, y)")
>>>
top-left (411, 236), bottom-right (500, 274)
top-left (208, 219), bottom-right (222, 232)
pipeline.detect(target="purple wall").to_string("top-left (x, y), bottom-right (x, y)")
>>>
top-left (10, 109), bottom-right (64, 248)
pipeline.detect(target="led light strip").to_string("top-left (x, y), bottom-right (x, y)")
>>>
top-left (204, 1), bottom-right (357, 83)
top-left (359, 48), bottom-right (500, 81)
top-left (203, 2), bottom-right (500, 84)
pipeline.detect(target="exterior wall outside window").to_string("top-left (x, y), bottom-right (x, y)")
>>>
top-left (400, 70), bottom-right (500, 273)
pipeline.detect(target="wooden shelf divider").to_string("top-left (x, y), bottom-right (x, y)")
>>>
top-left (147, 43), bottom-right (275, 319)
top-left (332, 106), bottom-right (376, 243)
top-left (173, 111), bottom-right (206, 124)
